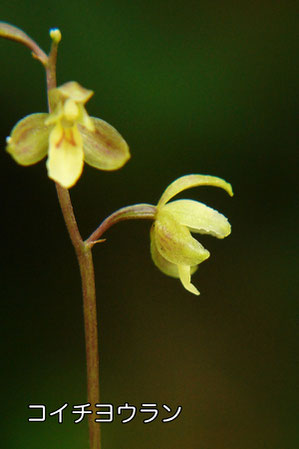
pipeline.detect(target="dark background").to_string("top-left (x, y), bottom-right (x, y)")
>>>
top-left (1, 1), bottom-right (297, 448)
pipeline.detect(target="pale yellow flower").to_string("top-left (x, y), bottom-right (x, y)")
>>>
top-left (150, 175), bottom-right (233, 295)
top-left (6, 81), bottom-right (130, 188)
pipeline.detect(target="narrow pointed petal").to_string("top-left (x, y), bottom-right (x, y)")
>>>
top-left (178, 265), bottom-right (200, 295)
top-left (6, 113), bottom-right (50, 166)
top-left (150, 225), bottom-right (180, 278)
top-left (154, 210), bottom-right (210, 266)
top-left (158, 174), bottom-right (233, 207)
top-left (80, 117), bottom-right (130, 171)
top-left (164, 199), bottom-right (231, 238)
top-left (46, 124), bottom-right (84, 188)
top-left (80, 109), bottom-right (95, 131)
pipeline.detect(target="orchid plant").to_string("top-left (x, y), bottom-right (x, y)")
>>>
top-left (1, 22), bottom-right (233, 449)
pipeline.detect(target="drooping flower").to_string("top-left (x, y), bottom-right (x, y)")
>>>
top-left (150, 175), bottom-right (233, 295)
top-left (6, 81), bottom-right (130, 188)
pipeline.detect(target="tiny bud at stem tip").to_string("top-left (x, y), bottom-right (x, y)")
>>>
top-left (50, 28), bottom-right (61, 44)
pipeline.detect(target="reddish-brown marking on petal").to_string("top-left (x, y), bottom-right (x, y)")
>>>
top-left (56, 128), bottom-right (76, 148)
top-left (55, 131), bottom-right (64, 148)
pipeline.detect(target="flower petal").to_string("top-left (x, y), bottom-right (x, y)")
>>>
top-left (158, 174), bottom-right (233, 207)
top-left (150, 225), bottom-right (180, 278)
top-left (150, 225), bottom-right (198, 282)
top-left (6, 113), bottom-right (50, 165)
top-left (154, 210), bottom-right (210, 266)
top-left (46, 123), bottom-right (84, 188)
top-left (80, 117), bottom-right (130, 171)
top-left (164, 199), bottom-right (231, 238)
top-left (178, 265), bottom-right (200, 296)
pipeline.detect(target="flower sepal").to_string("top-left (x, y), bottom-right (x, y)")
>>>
top-left (6, 113), bottom-right (51, 166)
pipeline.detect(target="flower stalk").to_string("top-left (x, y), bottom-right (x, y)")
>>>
top-left (86, 204), bottom-right (157, 247)
top-left (46, 33), bottom-right (101, 449)
top-left (0, 22), bottom-right (47, 64)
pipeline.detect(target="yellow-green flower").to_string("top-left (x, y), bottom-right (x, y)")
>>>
top-left (6, 81), bottom-right (130, 188)
top-left (150, 175), bottom-right (233, 295)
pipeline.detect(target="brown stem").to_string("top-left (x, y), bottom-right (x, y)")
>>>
top-left (46, 37), bottom-right (101, 449)
top-left (0, 22), bottom-right (48, 64)
top-left (86, 204), bottom-right (156, 247)
top-left (78, 249), bottom-right (100, 449)
top-left (55, 185), bottom-right (100, 449)
top-left (46, 33), bottom-right (58, 93)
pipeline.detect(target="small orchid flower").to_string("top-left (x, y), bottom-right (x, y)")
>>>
top-left (150, 175), bottom-right (233, 295)
top-left (6, 81), bottom-right (130, 188)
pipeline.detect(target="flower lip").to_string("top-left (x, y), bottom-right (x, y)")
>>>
top-left (47, 122), bottom-right (84, 188)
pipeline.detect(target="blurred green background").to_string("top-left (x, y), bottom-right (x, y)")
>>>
top-left (1, 1), bottom-right (297, 448)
